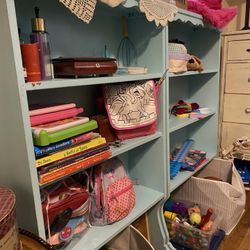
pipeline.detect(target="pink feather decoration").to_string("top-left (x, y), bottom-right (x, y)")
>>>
top-left (187, 0), bottom-right (237, 29)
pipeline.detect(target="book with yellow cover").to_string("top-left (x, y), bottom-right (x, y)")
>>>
top-left (36, 137), bottom-right (106, 168)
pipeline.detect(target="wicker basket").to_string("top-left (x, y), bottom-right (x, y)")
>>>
top-left (168, 42), bottom-right (190, 73)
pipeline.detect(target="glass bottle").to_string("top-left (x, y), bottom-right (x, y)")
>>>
top-left (30, 7), bottom-right (53, 80)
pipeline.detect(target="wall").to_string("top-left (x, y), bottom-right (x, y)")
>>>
top-left (222, 0), bottom-right (247, 32)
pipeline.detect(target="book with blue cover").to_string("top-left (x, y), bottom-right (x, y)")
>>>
top-left (34, 132), bottom-right (99, 157)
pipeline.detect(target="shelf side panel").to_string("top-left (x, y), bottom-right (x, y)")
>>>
top-left (0, 0), bottom-right (45, 237)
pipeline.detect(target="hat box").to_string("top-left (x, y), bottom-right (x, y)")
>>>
top-left (0, 186), bottom-right (19, 250)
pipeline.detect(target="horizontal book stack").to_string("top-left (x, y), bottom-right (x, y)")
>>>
top-left (172, 146), bottom-right (207, 172)
top-left (170, 139), bottom-right (208, 177)
top-left (30, 103), bottom-right (112, 185)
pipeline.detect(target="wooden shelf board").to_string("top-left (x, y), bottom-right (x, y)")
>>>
top-left (169, 69), bottom-right (218, 78)
top-left (67, 185), bottom-right (164, 250)
top-left (170, 153), bottom-right (215, 192)
top-left (169, 111), bottom-right (215, 133)
top-left (23, 73), bottom-right (163, 91)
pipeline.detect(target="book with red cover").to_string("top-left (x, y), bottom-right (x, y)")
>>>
top-left (39, 150), bottom-right (112, 185)
top-left (30, 107), bottom-right (84, 126)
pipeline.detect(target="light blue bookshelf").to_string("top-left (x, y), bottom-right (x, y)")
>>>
top-left (0, 0), bottom-right (220, 249)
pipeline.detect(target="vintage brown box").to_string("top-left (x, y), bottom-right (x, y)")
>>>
top-left (0, 186), bottom-right (19, 250)
top-left (175, 0), bottom-right (187, 9)
top-left (52, 57), bottom-right (118, 78)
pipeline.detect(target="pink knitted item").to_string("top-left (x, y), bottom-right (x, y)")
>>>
top-left (200, 0), bottom-right (221, 9)
top-left (187, 0), bottom-right (237, 29)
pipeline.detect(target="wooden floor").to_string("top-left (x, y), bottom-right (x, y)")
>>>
top-left (219, 191), bottom-right (250, 250)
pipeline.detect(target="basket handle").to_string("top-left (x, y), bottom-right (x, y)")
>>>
top-left (156, 68), bottom-right (169, 86)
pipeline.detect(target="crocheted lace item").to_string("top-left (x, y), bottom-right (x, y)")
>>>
top-left (59, 0), bottom-right (97, 23)
top-left (139, 0), bottom-right (178, 26)
top-left (221, 137), bottom-right (250, 161)
top-left (100, 0), bottom-right (123, 7)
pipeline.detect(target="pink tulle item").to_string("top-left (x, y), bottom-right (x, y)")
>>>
top-left (187, 0), bottom-right (237, 29)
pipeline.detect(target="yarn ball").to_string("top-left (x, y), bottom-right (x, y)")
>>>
top-left (189, 212), bottom-right (201, 226)
top-left (172, 202), bottom-right (188, 217)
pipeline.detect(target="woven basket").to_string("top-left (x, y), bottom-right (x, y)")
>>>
top-left (168, 43), bottom-right (190, 73)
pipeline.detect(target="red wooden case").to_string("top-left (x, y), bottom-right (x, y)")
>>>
top-left (52, 57), bottom-right (118, 77)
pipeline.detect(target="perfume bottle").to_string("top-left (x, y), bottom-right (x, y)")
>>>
top-left (30, 7), bottom-right (53, 80)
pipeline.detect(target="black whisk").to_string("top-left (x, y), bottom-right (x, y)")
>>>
top-left (117, 16), bottom-right (137, 67)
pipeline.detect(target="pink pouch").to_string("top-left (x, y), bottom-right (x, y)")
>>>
top-left (103, 80), bottom-right (160, 140)
top-left (105, 176), bottom-right (135, 223)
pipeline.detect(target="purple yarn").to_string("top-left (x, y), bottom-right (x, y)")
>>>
top-left (172, 202), bottom-right (188, 217)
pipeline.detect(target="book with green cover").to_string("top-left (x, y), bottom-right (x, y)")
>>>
top-left (32, 120), bottom-right (98, 146)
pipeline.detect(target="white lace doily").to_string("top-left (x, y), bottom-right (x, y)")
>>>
top-left (59, 0), bottom-right (97, 23)
top-left (139, 0), bottom-right (178, 26)
top-left (99, 0), bottom-right (124, 7)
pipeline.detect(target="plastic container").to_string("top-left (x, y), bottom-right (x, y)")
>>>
top-left (171, 158), bottom-right (246, 234)
top-left (165, 201), bottom-right (221, 250)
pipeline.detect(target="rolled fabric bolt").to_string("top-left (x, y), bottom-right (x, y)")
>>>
top-left (199, 208), bottom-right (214, 228)
top-left (201, 220), bottom-right (214, 231)
top-left (164, 211), bottom-right (177, 221)
top-left (20, 43), bottom-right (41, 82)
top-left (183, 221), bottom-right (193, 228)
top-left (199, 107), bottom-right (210, 114)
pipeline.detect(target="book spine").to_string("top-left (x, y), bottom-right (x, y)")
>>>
top-left (36, 137), bottom-right (106, 168)
top-left (39, 150), bottom-right (112, 185)
top-left (29, 103), bottom-right (76, 116)
top-left (38, 144), bottom-right (110, 175)
top-left (32, 117), bottom-right (90, 135)
top-left (30, 107), bottom-right (84, 126)
top-left (34, 132), bottom-right (95, 157)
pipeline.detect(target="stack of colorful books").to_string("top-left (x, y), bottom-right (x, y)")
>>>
top-left (30, 103), bottom-right (112, 185)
